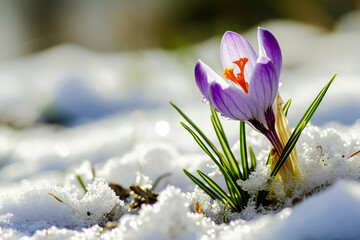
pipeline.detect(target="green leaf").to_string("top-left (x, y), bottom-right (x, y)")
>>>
top-left (271, 74), bottom-right (336, 177)
top-left (265, 149), bottom-right (272, 165)
top-left (183, 169), bottom-right (223, 202)
top-left (256, 74), bottom-right (336, 204)
top-left (283, 99), bottom-right (292, 117)
top-left (180, 121), bottom-right (232, 182)
top-left (180, 122), bottom-right (218, 165)
top-left (180, 121), bottom-right (244, 206)
top-left (210, 107), bottom-right (242, 180)
top-left (295, 74), bottom-right (336, 130)
top-left (197, 170), bottom-right (239, 211)
top-left (211, 115), bottom-right (243, 181)
top-left (271, 122), bottom-right (313, 177)
top-left (249, 146), bottom-right (256, 172)
top-left (227, 174), bottom-right (247, 209)
top-left (171, 101), bottom-right (250, 211)
top-left (218, 152), bottom-right (231, 170)
top-left (169, 101), bottom-right (219, 156)
top-left (271, 123), bottom-right (305, 177)
top-left (210, 106), bottom-right (225, 134)
top-left (239, 121), bottom-right (249, 179)
top-left (77, 175), bottom-right (88, 193)
top-left (255, 190), bottom-right (268, 206)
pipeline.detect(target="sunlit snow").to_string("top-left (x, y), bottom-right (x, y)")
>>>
top-left (0, 15), bottom-right (360, 239)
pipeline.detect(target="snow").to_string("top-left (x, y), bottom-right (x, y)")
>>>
top-left (0, 12), bottom-right (360, 239)
top-left (0, 178), bottom-right (122, 238)
top-left (272, 180), bottom-right (360, 240)
top-left (237, 164), bottom-right (271, 195)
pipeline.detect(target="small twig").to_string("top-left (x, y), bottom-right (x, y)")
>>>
top-left (348, 150), bottom-right (360, 159)
top-left (48, 193), bottom-right (63, 203)
top-left (109, 183), bottom-right (130, 200)
top-left (128, 185), bottom-right (158, 209)
top-left (316, 145), bottom-right (323, 157)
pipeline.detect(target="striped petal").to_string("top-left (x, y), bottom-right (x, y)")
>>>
top-left (209, 82), bottom-right (254, 121)
top-left (220, 31), bottom-right (257, 81)
top-left (249, 56), bottom-right (279, 124)
top-left (258, 27), bottom-right (282, 75)
top-left (195, 60), bottom-right (226, 101)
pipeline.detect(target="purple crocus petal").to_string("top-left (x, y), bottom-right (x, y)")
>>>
top-left (209, 81), bottom-right (254, 121)
top-left (249, 56), bottom-right (279, 124)
top-left (220, 31), bottom-right (257, 80)
top-left (258, 27), bottom-right (282, 75)
top-left (195, 60), bottom-right (225, 100)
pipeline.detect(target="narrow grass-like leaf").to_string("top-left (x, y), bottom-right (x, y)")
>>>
top-left (259, 75), bottom-right (336, 204)
top-left (183, 169), bottom-right (223, 202)
top-left (197, 170), bottom-right (239, 211)
top-left (180, 122), bottom-right (232, 181)
top-left (283, 99), bottom-right (292, 117)
top-left (255, 190), bottom-right (268, 206)
top-left (218, 152), bottom-right (231, 170)
top-left (180, 122), bottom-right (218, 163)
top-left (265, 149), bottom-right (272, 165)
top-left (220, 165), bottom-right (247, 209)
top-left (210, 108), bottom-right (242, 179)
top-left (249, 146), bottom-right (256, 172)
top-left (77, 175), bottom-right (88, 193)
top-left (169, 101), bottom-right (219, 155)
top-left (295, 74), bottom-right (336, 129)
top-left (226, 174), bottom-right (246, 209)
top-left (211, 115), bottom-right (243, 180)
top-left (180, 122), bottom-right (243, 206)
top-left (271, 74), bottom-right (336, 177)
top-left (210, 106), bottom-right (225, 134)
top-left (210, 112), bottom-right (247, 206)
top-left (48, 193), bottom-right (64, 203)
top-left (271, 122), bottom-right (305, 177)
top-left (239, 121), bottom-right (249, 179)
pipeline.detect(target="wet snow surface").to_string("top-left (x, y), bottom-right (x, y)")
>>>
top-left (1, 15), bottom-right (360, 239)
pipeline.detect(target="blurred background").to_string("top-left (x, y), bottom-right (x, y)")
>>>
top-left (0, 0), bottom-right (359, 182)
top-left (1, 0), bottom-right (360, 59)
top-left (0, 0), bottom-right (359, 128)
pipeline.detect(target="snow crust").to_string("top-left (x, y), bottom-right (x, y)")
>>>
top-left (0, 13), bottom-right (360, 239)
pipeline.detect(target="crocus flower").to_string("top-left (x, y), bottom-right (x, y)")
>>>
top-left (195, 28), bottom-right (281, 148)
top-left (195, 28), bottom-right (299, 183)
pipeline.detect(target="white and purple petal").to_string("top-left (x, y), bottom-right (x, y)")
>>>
top-left (248, 56), bottom-right (279, 124)
top-left (258, 27), bottom-right (282, 75)
top-left (195, 28), bottom-right (282, 127)
top-left (195, 60), bottom-right (226, 101)
top-left (220, 31), bottom-right (257, 81)
top-left (208, 82), bottom-right (254, 121)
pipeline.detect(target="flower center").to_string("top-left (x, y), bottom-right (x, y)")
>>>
top-left (223, 57), bottom-right (249, 94)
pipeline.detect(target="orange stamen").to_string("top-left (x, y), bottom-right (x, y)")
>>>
top-left (223, 57), bottom-right (249, 94)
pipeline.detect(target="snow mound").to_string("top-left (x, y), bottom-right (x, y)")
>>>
top-left (272, 180), bottom-right (360, 240)
top-left (218, 180), bottom-right (360, 240)
top-left (0, 178), bottom-right (122, 235)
